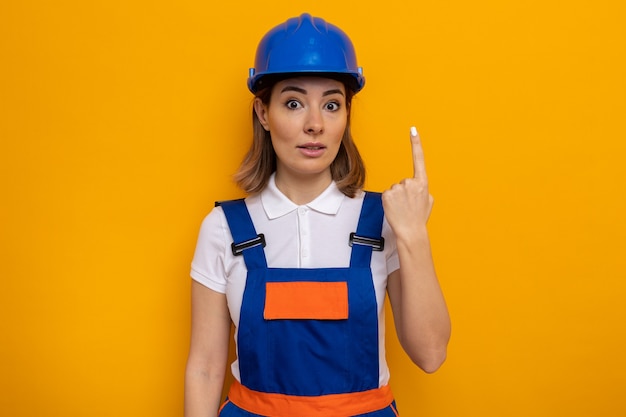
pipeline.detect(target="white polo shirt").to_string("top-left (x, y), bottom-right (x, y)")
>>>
top-left (191, 174), bottom-right (400, 386)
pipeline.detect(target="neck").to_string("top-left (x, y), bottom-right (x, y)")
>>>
top-left (274, 171), bottom-right (332, 205)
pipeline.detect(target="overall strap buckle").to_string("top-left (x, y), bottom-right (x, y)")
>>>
top-left (217, 198), bottom-right (268, 268)
top-left (231, 234), bottom-right (266, 256)
top-left (349, 232), bottom-right (385, 251)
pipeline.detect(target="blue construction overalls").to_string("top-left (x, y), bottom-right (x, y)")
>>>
top-left (218, 192), bottom-right (399, 417)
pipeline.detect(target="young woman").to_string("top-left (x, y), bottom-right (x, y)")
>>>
top-left (185, 13), bottom-right (450, 417)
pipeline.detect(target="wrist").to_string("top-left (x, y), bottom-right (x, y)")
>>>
top-left (394, 225), bottom-right (430, 247)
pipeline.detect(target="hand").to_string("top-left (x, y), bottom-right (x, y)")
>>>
top-left (382, 127), bottom-right (434, 237)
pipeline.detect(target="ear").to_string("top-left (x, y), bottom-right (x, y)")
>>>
top-left (253, 98), bottom-right (270, 131)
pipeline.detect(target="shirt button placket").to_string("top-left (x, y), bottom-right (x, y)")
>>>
top-left (298, 207), bottom-right (310, 267)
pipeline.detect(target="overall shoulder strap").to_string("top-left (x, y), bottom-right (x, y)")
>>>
top-left (217, 199), bottom-right (268, 269)
top-left (349, 192), bottom-right (385, 268)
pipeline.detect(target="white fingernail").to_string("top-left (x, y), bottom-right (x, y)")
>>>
top-left (410, 126), bottom-right (418, 137)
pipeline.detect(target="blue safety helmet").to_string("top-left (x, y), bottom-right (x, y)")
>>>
top-left (247, 13), bottom-right (365, 94)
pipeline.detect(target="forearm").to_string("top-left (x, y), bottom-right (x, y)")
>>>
top-left (391, 227), bottom-right (451, 372)
top-left (185, 282), bottom-right (232, 417)
top-left (184, 363), bottom-right (226, 417)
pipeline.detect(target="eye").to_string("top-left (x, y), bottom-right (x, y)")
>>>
top-left (285, 100), bottom-right (302, 110)
top-left (324, 101), bottom-right (341, 111)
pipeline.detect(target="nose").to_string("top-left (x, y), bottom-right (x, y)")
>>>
top-left (304, 107), bottom-right (324, 134)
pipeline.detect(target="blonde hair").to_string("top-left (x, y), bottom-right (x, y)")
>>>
top-left (234, 79), bottom-right (365, 197)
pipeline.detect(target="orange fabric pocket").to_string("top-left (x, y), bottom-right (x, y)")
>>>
top-left (264, 281), bottom-right (348, 320)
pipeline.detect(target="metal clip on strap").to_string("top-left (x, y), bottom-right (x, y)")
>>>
top-left (231, 234), bottom-right (266, 256)
top-left (349, 232), bottom-right (385, 251)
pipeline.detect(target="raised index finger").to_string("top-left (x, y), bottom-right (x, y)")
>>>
top-left (410, 126), bottom-right (428, 180)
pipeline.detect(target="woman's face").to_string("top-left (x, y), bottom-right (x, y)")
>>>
top-left (254, 76), bottom-right (348, 185)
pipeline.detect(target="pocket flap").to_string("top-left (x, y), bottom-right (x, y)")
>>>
top-left (264, 281), bottom-right (348, 320)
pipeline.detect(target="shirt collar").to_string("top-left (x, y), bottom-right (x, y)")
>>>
top-left (261, 173), bottom-right (345, 219)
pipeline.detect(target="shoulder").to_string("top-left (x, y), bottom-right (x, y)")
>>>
top-left (195, 205), bottom-right (230, 251)
top-left (200, 194), bottom-right (265, 238)
top-left (340, 189), bottom-right (366, 210)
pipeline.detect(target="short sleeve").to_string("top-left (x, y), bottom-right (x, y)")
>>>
top-left (190, 206), bottom-right (230, 294)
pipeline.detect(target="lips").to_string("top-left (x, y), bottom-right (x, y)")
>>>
top-left (297, 142), bottom-right (327, 157)
top-left (297, 142), bottom-right (326, 150)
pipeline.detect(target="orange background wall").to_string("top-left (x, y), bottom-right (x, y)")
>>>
top-left (1, 0), bottom-right (625, 416)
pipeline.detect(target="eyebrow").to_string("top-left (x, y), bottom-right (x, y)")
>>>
top-left (280, 86), bottom-right (345, 97)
